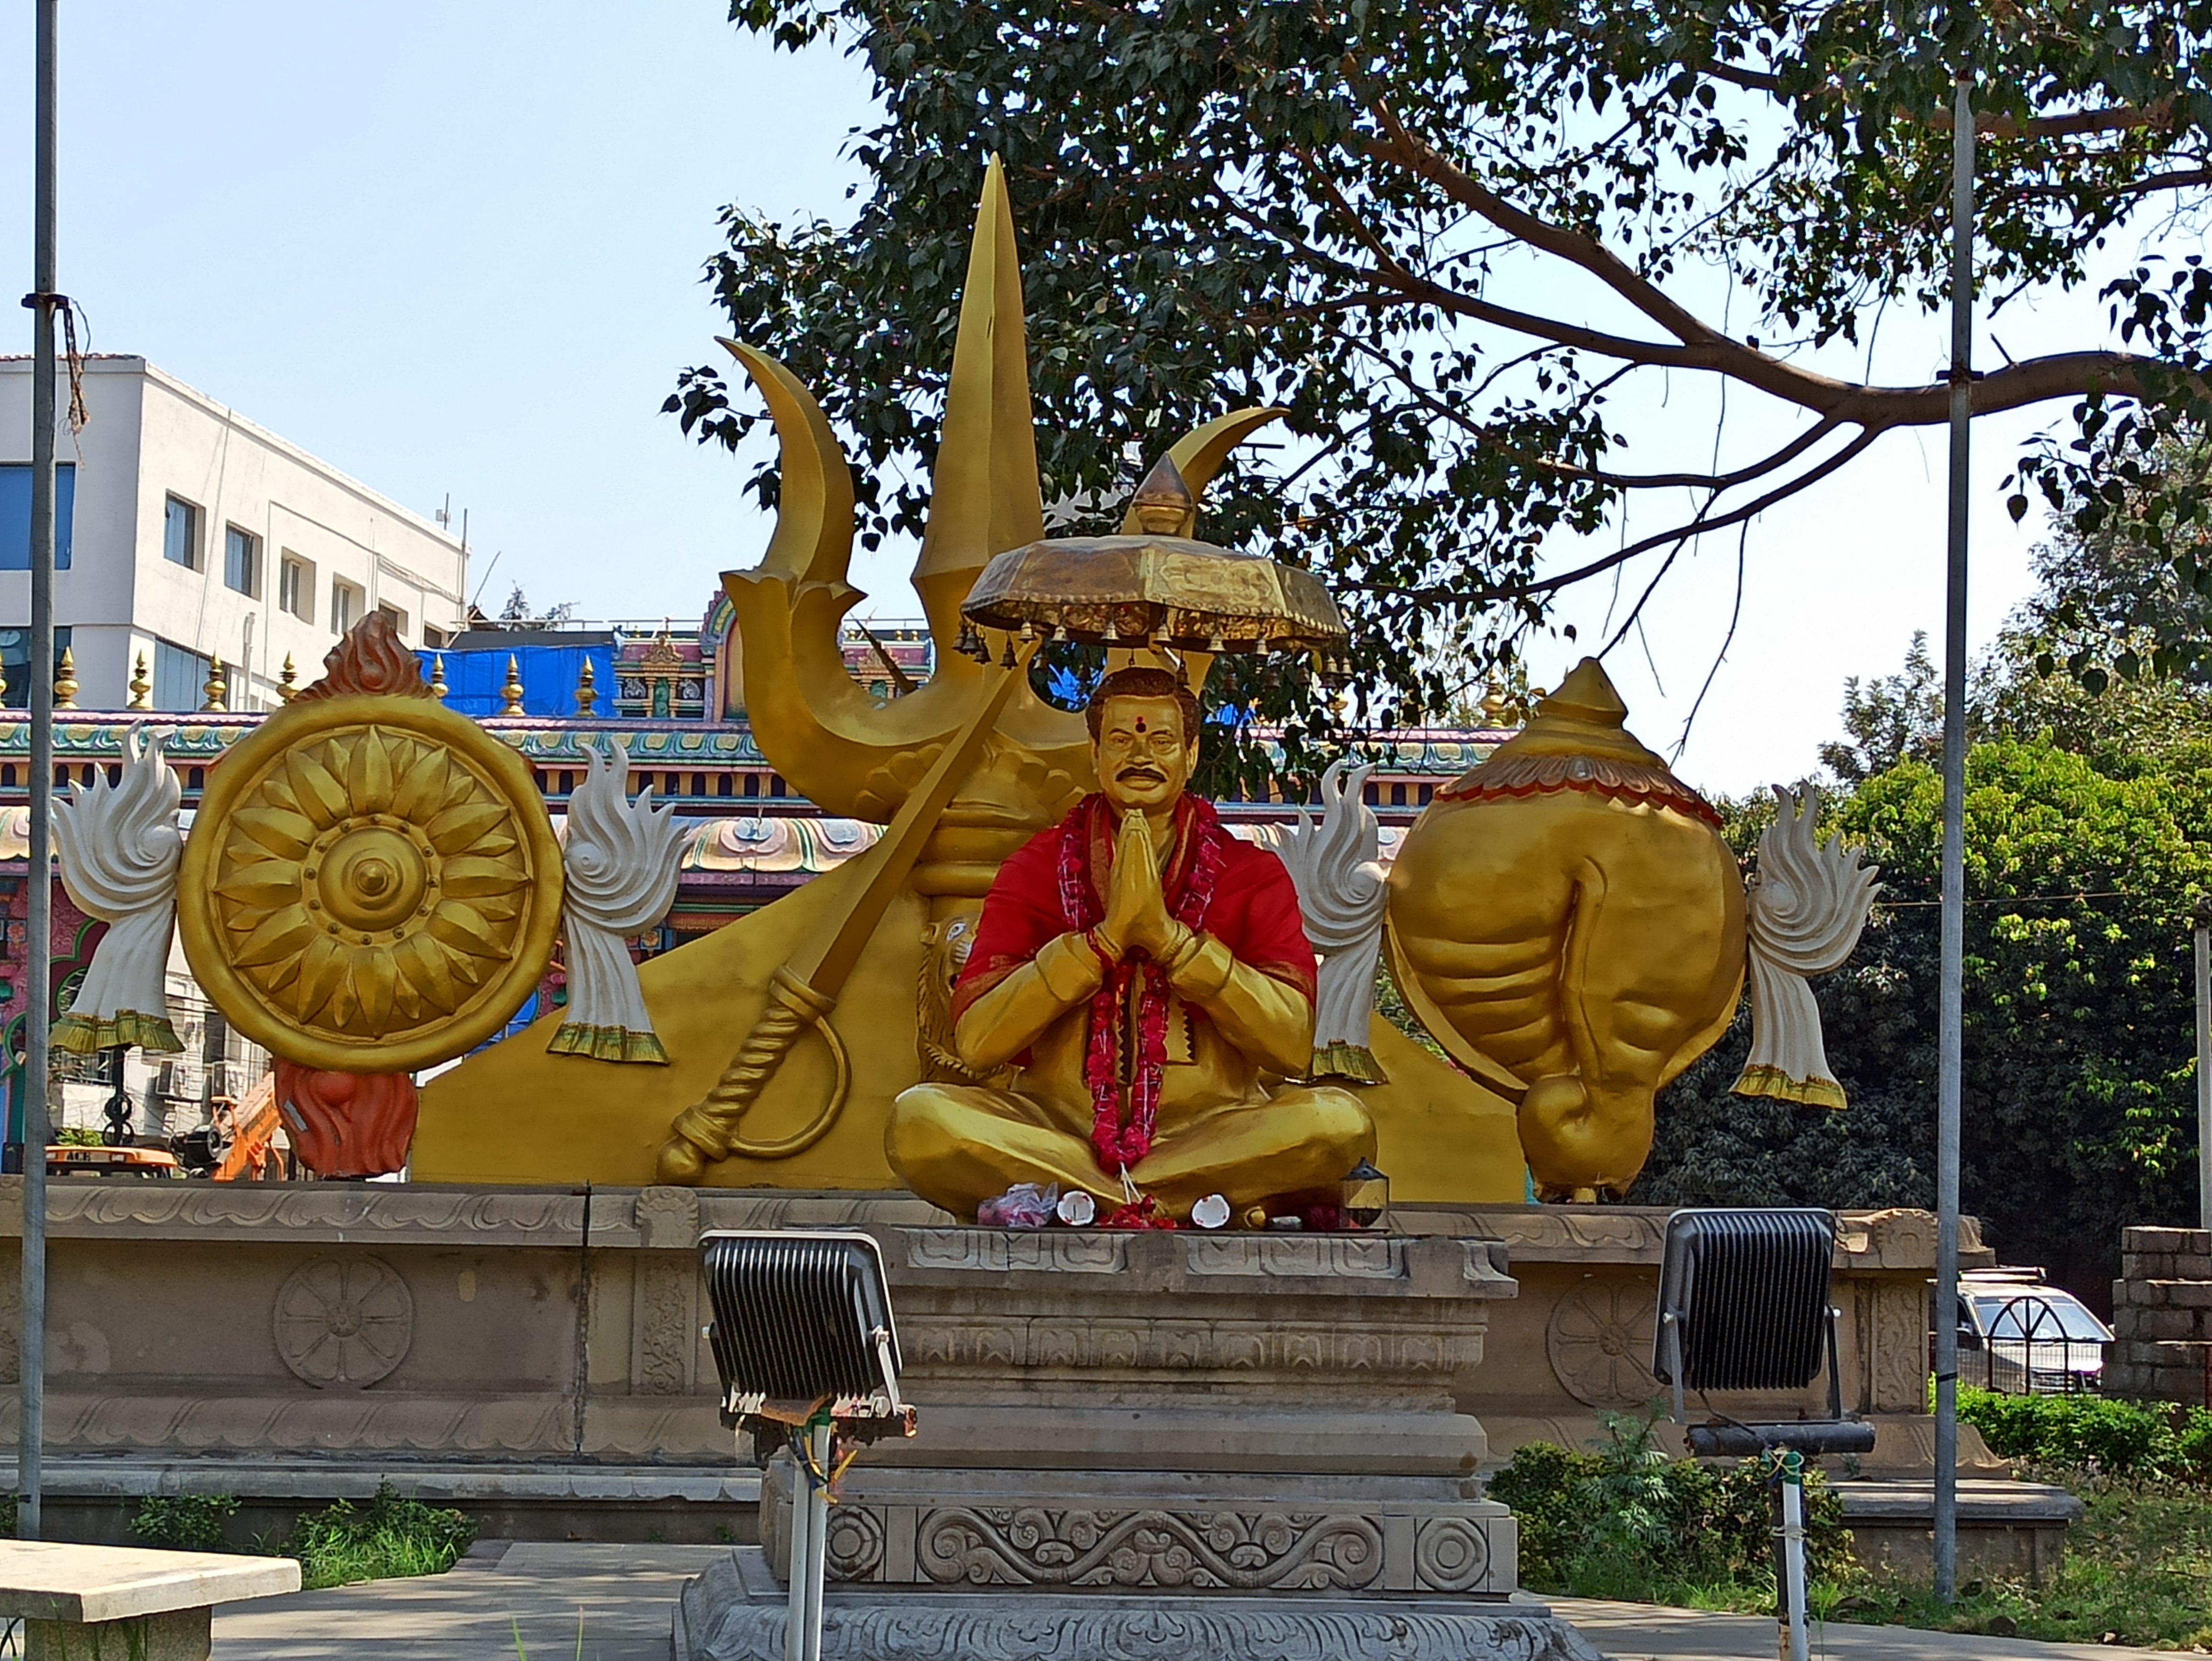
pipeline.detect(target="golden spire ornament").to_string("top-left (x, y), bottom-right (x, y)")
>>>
top-left (128, 652), bottom-right (151, 711)
top-left (277, 653), bottom-right (299, 703)
top-left (428, 653), bottom-right (449, 701)
top-left (500, 654), bottom-right (524, 715)
top-left (575, 657), bottom-right (598, 716)
top-left (53, 646), bottom-right (77, 711)
top-left (201, 660), bottom-right (228, 712)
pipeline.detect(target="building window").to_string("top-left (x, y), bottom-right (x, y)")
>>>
top-left (332, 580), bottom-right (363, 635)
top-left (278, 554), bottom-right (312, 620)
top-left (163, 496), bottom-right (202, 569)
top-left (223, 525), bottom-right (260, 597)
top-left (422, 624), bottom-right (450, 649)
top-left (152, 639), bottom-right (211, 712)
top-left (376, 603), bottom-right (408, 641)
top-left (0, 462), bottom-right (76, 570)
top-left (0, 627), bottom-right (71, 709)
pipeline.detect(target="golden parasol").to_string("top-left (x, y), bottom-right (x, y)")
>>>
top-left (958, 454), bottom-right (1349, 664)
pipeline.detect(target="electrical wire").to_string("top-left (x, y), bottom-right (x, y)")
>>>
top-left (1873, 888), bottom-right (2194, 909)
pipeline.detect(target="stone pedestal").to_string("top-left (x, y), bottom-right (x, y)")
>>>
top-left (863, 1225), bottom-right (1511, 1471)
top-left (681, 1225), bottom-right (1580, 1660)
top-left (761, 1468), bottom-right (1513, 1597)
top-left (675, 1546), bottom-right (1600, 1661)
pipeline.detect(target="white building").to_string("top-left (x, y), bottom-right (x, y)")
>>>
top-left (0, 355), bottom-right (467, 711)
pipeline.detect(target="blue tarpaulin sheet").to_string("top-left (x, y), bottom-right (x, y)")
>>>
top-left (418, 643), bottom-right (614, 720)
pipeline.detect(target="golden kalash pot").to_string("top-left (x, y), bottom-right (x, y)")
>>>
top-left (1384, 659), bottom-right (1745, 1199)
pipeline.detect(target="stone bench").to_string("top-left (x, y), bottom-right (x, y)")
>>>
top-left (0, 1540), bottom-right (300, 1659)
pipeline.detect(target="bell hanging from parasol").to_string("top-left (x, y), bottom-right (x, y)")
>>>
top-left (956, 453), bottom-right (1349, 670)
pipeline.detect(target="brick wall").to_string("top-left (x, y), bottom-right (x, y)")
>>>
top-left (2105, 1226), bottom-right (2212, 1406)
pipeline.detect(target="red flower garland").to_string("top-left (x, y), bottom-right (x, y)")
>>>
top-left (1055, 794), bottom-right (1228, 1172)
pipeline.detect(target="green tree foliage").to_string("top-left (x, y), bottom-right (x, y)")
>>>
top-left (676, 0), bottom-right (2212, 734)
top-left (1819, 631), bottom-right (1944, 785)
top-left (1642, 737), bottom-right (2212, 1300)
top-left (1644, 439), bottom-right (2212, 1300)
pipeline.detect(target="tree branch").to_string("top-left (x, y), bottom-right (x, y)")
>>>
top-left (2002, 165), bottom-right (2212, 202)
top-left (1352, 427), bottom-right (1882, 607)
top-left (1692, 56), bottom-right (2170, 141)
top-left (1932, 100), bottom-right (2174, 141)
top-left (1341, 94), bottom-right (2190, 425)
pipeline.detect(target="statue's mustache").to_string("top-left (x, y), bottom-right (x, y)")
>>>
top-left (1117, 766), bottom-right (1167, 783)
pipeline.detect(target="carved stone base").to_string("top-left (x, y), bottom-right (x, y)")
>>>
top-left (673, 1548), bottom-right (1601, 1661)
top-left (761, 1466), bottom-right (1515, 1596)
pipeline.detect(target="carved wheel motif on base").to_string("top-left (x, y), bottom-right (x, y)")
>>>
top-left (825, 1507), bottom-right (886, 1581)
top-left (1413, 1516), bottom-right (1493, 1592)
top-left (274, 1254), bottom-right (414, 1388)
top-left (1545, 1278), bottom-right (1661, 1408)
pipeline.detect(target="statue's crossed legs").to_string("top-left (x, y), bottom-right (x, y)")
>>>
top-left (888, 1080), bottom-right (1375, 1221)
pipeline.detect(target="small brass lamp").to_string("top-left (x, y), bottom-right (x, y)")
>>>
top-left (1341, 1159), bottom-right (1390, 1229)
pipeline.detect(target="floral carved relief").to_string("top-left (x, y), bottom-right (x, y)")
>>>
top-left (1545, 1279), bottom-right (1661, 1408)
top-left (273, 1255), bottom-right (414, 1388)
top-left (915, 1507), bottom-right (1383, 1591)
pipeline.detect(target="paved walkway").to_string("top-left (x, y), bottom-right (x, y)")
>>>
top-left (213, 1541), bottom-right (724, 1661)
top-left (208, 1543), bottom-right (2180, 1661)
top-left (1553, 1596), bottom-right (2177, 1661)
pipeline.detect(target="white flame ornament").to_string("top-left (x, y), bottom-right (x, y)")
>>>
top-left (549, 739), bottom-right (687, 1064)
top-left (1731, 783), bottom-right (1880, 1108)
top-left (1259, 759), bottom-right (1390, 1083)
top-left (52, 725), bottom-right (185, 1054)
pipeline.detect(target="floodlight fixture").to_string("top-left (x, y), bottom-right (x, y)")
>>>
top-left (1652, 1207), bottom-right (1873, 1661)
top-left (699, 1229), bottom-right (916, 1661)
top-left (1653, 1206), bottom-right (1873, 1455)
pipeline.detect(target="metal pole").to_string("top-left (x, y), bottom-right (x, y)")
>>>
top-left (1933, 67), bottom-right (1975, 1605)
top-left (1778, 1450), bottom-right (1810, 1661)
top-left (782, 1446), bottom-right (812, 1661)
top-left (18, 0), bottom-right (60, 1543)
top-left (803, 1418), bottom-right (830, 1661)
top-left (2195, 898), bottom-right (2211, 1230)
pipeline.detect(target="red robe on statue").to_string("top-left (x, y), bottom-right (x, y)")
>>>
top-left (953, 792), bottom-right (1318, 1170)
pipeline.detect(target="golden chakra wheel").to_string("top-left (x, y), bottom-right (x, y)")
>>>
top-left (177, 691), bottom-right (563, 1074)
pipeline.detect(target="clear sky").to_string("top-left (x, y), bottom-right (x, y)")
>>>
top-left (2, 2), bottom-right (2120, 796)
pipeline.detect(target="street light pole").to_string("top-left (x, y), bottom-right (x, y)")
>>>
top-left (1933, 67), bottom-right (1976, 1605)
top-left (19, 0), bottom-right (61, 1542)
top-left (2194, 898), bottom-right (2212, 1231)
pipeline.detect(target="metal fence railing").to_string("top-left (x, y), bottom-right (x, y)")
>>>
top-left (1969, 1293), bottom-right (2107, 1395)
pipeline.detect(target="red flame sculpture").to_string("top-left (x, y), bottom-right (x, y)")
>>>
top-left (274, 1061), bottom-right (419, 1178)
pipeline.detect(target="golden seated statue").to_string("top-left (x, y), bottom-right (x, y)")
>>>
top-left (887, 666), bottom-right (1375, 1222)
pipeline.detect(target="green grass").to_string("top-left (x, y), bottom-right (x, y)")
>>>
top-left (1817, 1473), bottom-right (2212, 1650)
top-left (126, 1483), bottom-right (475, 1590)
top-left (285, 1484), bottom-right (476, 1590)
top-left (1495, 1406), bottom-right (2212, 1650)
top-left (511, 1613), bottom-right (586, 1660)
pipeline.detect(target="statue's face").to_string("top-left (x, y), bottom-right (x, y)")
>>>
top-left (1095, 695), bottom-right (1196, 815)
